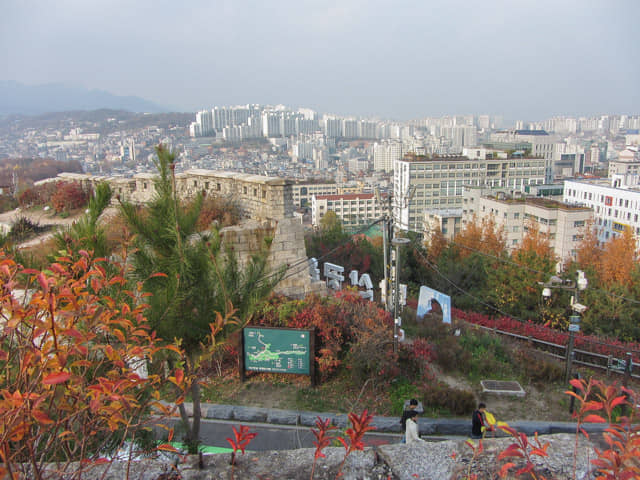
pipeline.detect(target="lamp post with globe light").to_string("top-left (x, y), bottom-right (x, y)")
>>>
top-left (540, 270), bottom-right (588, 383)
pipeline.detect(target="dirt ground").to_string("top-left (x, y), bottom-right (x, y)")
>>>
top-left (436, 369), bottom-right (571, 422)
top-left (0, 207), bottom-right (80, 247)
top-left (203, 369), bottom-right (574, 423)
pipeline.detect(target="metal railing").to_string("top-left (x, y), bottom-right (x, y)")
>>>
top-left (473, 324), bottom-right (639, 380)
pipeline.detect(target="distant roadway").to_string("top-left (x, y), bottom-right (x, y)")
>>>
top-left (159, 418), bottom-right (402, 451)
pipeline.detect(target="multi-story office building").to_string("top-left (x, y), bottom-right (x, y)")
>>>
top-left (462, 187), bottom-right (593, 262)
top-left (552, 144), bottom-right (586, 179)
top-left (563, 179), bottom-right (640, 244)
top-left (394, 153), bottom-right (546, 232)
top-left (311, 193), bottom-right (383, 230)
top-left (291, 182), bottom-right (339, 207)
top-left (490, 130), bottom-right (557, 182)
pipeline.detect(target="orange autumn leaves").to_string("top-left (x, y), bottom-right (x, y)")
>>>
top-left (0, 250), bottom-right (187, 478)
top-left (576, 222), bottom-right (638, 288)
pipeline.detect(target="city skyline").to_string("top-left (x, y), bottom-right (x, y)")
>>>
top-left (1, 0), bottom-right (639, 121)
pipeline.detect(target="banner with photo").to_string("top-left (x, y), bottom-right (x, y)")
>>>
top-left (417, 286), bottom-right (451, 324)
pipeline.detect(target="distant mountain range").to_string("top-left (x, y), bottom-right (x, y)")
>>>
top-left (0, 81), bottom-right (169, 115)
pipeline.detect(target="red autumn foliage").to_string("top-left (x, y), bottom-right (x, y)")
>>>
top-left (453, 308), bottom-right (640, 363)
top-left (51, 181), bottom-right (91, 213)
top-left (258, 289), bottom-right (393, 382)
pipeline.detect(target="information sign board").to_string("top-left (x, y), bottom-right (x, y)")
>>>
top-left (243, 327), bottom-right (311, 375)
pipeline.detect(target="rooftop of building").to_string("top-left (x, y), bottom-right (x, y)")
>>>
top-left (179, 169), bottom-right (289, 185)
top-left (485, 193), bottom-right (592, 211)
top-left (494, 129), bottom-right (550, 136)
top-left (564, 177), bottom-right (640, 194)
top-left (402, 152), bottom-right (542, 162)
top-left (316, 193), bottom-right (376, 201)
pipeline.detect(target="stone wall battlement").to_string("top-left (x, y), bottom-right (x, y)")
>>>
top-left (57, 169), bottom-right (294, 222)
top-left (54, 170), bottom-right (312, 297)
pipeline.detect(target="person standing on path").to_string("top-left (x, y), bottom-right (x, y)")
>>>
top-left (405, 410), bottom-right (426, 444)
top-left (400, 398), bottom-right (424, 442)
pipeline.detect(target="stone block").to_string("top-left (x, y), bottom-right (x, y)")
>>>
top-left (511, 421), bottom-right (551, 435)
top-left (203, 403), bottom-right (234, 420)
top-left (299, 412), bottom-right (337, 427)
top-left (417, 418), bottom-right (438, 435)
top-left (372, 416), bottom-right (403, 433)
top-left (232, 406), bottom-right (269, 423)
top-left (549, 422), bottom-right (578, 434)
top-left (266, 409), bottom-right (299, 425)
top-left (433, 419), bottom-right (470, 435)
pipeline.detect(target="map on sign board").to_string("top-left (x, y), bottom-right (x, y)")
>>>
top-left (243, 327), bottom-right (311, 374)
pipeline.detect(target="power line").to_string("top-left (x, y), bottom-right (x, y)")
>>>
top-left (408, 237), bottom-right (529, 322)
top-left (407, 238), bottom-right (640, 354)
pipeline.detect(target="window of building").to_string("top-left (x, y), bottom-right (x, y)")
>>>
top-left (574, 220), bottom-right (585, 228)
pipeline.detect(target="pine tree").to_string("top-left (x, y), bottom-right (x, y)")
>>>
top-left (119, 145), bottom-right (283, 450)
top-left (54, 181), bottom-right (112, 258)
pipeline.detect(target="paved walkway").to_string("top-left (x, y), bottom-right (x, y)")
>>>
top-left (177, 402), bottom-right (607, 438)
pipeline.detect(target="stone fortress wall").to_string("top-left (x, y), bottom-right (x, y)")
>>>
top-left (55, 170), bottom-right (314, 297)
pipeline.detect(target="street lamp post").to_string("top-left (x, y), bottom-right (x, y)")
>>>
top-left (540, 270), bottom-right (588, 384)
top-left (391, 237), bottom-right (410, 353)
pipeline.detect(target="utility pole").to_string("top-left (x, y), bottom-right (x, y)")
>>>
top-left (375, 188), bottom-right (393, 313)
top-left (377, 175), bottom-right (414, 352)
top-left (392, 237), bottom-right (409, 353)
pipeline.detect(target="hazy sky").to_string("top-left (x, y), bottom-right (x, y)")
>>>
top-left (2, 0), bottom-right (638, 120)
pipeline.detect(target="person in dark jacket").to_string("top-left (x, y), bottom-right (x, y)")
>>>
top-left (471, 403), bottom-right (488, 439)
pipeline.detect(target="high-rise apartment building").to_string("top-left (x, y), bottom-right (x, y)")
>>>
top-left (373, 140), bottom-right (402, 173)
top-left (262, 112), bottom-right (282, 138)
top-left (323, 117), bottom-right (343, 138)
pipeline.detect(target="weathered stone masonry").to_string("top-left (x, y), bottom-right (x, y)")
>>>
top-left (56, 170), bottom-right (312, 297)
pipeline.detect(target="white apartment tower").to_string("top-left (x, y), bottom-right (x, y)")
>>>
top-left (373, 141), bottom-right (402, 173)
